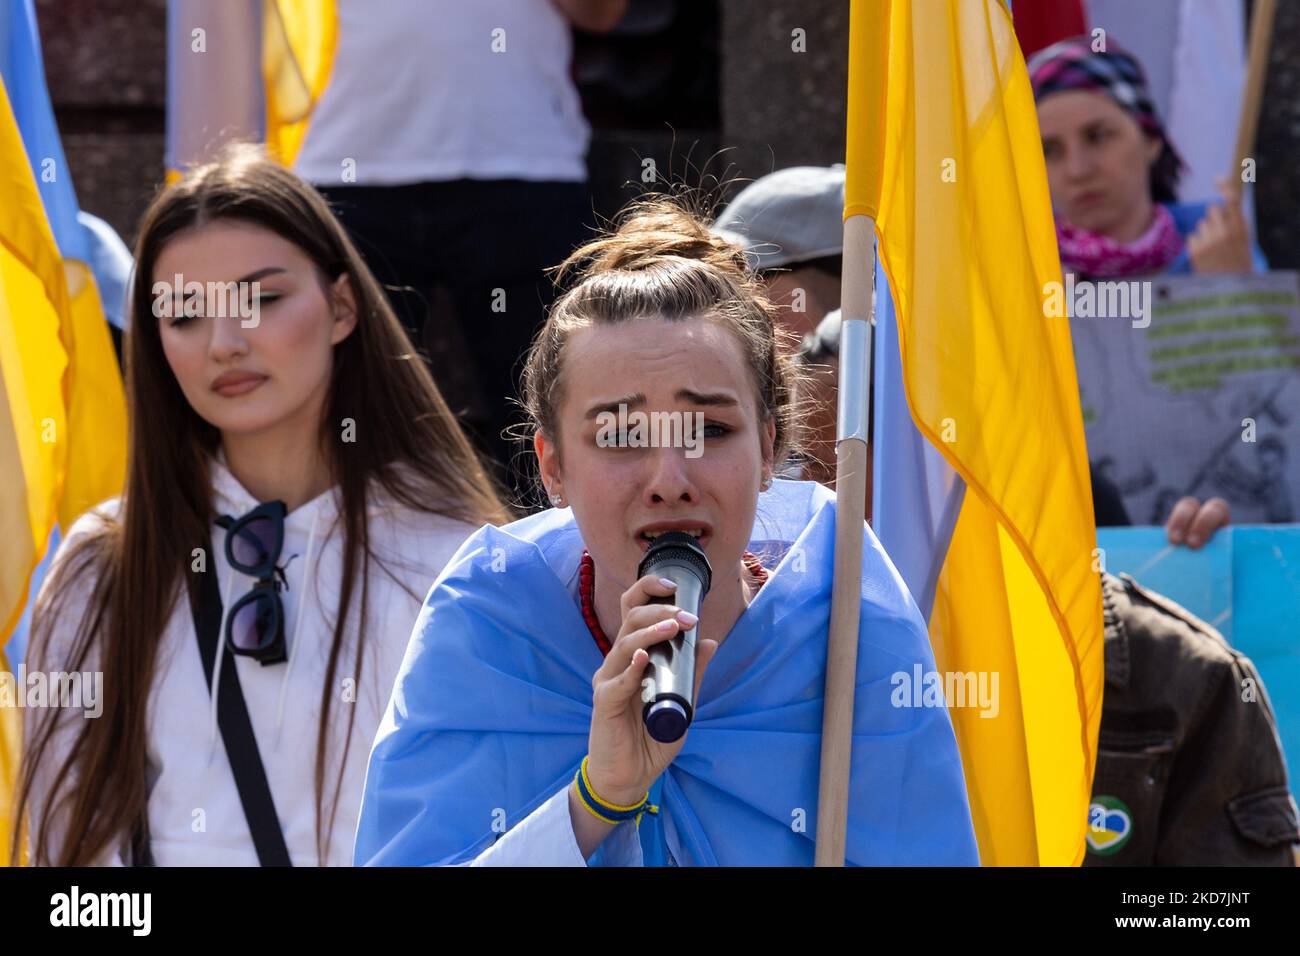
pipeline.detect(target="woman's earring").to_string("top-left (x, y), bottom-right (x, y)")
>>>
top-left (550, 492), bottom-right (564, 507)
top-left (760, 474), bottom-right (773, 491)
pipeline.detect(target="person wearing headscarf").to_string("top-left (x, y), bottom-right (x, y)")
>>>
top-left (1030, 36), bottom-right (1258, 544)
top-left (1029, 36), bottom-right (1266, 281)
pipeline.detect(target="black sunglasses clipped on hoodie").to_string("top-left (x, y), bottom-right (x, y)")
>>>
top-left (215, 500), bottom-right (292, 665)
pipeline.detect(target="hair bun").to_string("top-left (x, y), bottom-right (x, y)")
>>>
top-left (558, 197), bottom-right (751, 286)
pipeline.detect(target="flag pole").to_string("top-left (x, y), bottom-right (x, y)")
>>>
top-left (1230, 0), bottom-right (1276, 193)
top-left (815, 0), bottom-right (888, 866)
top-left (814, 216), bottom-right (873, 865)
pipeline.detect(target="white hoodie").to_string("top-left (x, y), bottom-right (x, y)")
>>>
top-left (25, 456), bottom-right (480, 866)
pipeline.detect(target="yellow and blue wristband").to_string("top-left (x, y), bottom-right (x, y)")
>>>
top-left (575, 756), bottom-right (659, 826)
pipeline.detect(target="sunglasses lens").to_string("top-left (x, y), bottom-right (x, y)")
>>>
top-left (230, 515), bottom-right (278, 571)
top-left (231, 590), bottom-right (278, 652)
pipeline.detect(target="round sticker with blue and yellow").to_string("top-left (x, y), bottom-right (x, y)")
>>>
top-left (1086, 795), bottom-right (1133, 855)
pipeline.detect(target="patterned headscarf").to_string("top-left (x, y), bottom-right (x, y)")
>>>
top-left (1027, 36), bottom-right (1183, 203)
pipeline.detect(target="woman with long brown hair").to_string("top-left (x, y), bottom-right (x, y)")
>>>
top-left (16, 143), bottom-right (508, 866)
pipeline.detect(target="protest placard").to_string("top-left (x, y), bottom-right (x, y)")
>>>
top-left (1070, 271), bottom-right (1300, 524)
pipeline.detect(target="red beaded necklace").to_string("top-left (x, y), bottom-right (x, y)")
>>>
top-left (578, 550), bottom-right (769, 657)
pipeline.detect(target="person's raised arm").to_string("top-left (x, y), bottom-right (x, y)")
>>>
top-left (355, 571), bottom-right (716, 866)
top-left (569, 572), bottom-right (717, 858)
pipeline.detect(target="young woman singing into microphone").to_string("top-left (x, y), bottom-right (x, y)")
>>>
top-left (354, 199), bottom-right (978, 866)
top-left (16, 144), bottom-right (508, 866)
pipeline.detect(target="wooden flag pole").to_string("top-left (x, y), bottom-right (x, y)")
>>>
top-left (813, 214), bottom-right (874, 866)
top-left (1231, 0), bottom-right (1277, 192)
top-left (815, 0), bottom-right (888, 867)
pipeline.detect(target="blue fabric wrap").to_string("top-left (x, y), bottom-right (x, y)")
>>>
top-left (354, 479), bottom-right (980, 866)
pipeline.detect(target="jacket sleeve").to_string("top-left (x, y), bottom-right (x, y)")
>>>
top-left (467, 784), bottom-right (643, 867)
top-left (1157, 652), bottom-right (1299, 865)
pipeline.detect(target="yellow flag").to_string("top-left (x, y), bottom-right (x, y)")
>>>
top-left (58, 261), bottom-right (126, 528)
top-left (263, 0), bottom-right (338, 168)
top-left (165, 0), bottom-right (336, 181)
top-left (0, 72), bottom-right (127, 864)
top-left (0, 74), bottom-right (67, 866)
top-left (846, 0), bottom-right (1104, 864)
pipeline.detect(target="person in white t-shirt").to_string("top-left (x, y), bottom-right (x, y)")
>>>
top-left (15, 143), bottom-right (508, 866)
top-left (303, 0), bottom-right (628, 505)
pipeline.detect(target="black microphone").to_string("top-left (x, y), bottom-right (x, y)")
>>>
top-left (636, 531), bottom-right (712, 743)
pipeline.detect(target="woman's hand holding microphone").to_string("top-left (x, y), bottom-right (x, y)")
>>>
top-left (568, 573), bottom-right (719, 859)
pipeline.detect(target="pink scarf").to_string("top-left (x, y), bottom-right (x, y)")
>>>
top-left (1057, 204), bottom-right (1184, 279)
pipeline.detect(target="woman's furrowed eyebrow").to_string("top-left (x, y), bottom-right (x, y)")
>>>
top-left (583, 389), bottom-right (740, 421)
top-left (584, 393), bottom-right (645, 420)
top-left (677, 389), bottom-right (739, 408)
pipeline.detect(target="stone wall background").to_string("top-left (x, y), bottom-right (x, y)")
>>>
top-left (719, 0), bottom-right (848, 191)
top-left (37, 0), bottom-right (167, 248)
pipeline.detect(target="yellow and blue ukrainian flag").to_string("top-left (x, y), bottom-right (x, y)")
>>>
top-left (0, 0), bottom-right (127, 865)
top-left (852, 0), bottom-right (1105, 865)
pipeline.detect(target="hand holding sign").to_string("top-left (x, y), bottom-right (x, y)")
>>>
top-left (1164, 495), bottom-right (1231, 550)
top-left (1187, 177), bottom-right (1254, 275)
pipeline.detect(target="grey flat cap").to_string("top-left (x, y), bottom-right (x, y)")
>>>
top-left (713, 165), bottom-right (846, 271)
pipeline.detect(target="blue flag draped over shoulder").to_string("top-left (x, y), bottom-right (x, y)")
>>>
top-left (355, 479), bottom-right (979, 866)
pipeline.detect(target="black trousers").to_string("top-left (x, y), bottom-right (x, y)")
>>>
top-left (318, 178), bottom-right (590, 508)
